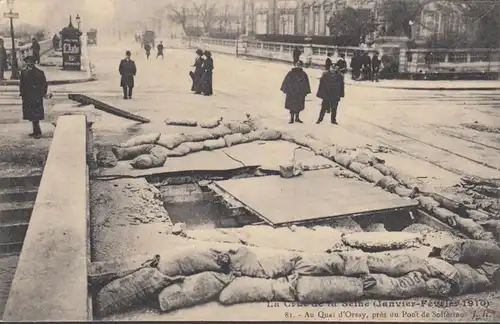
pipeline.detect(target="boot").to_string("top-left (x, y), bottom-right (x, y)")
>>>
top-left (295, 113), bottom-right (303, 123)
top-left (288, 112), bottom-right (294, 124)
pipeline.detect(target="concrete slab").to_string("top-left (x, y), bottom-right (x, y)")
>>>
top-left (214, 169), bottom-right (418, 225)
top-left (222, 140), bottom-right (334, 169)
top-left (96, 150), bottom-right (245, 177)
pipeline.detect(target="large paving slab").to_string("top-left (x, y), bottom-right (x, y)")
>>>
top-left (214, 169), bottom-right (418, 225)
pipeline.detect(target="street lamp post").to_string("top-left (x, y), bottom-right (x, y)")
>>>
top-left (5, 0), bottom-right (19, 80)
top-left (76, 14), bottom-right (81, 30)
top-left (236, 20), bottom-right (241, 58)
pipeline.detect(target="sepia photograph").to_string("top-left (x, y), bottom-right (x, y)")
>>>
top-left (0, 0), bottom-right (499, 322)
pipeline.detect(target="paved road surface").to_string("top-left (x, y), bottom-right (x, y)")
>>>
top-left (0, 39), bottom-right (499, 185)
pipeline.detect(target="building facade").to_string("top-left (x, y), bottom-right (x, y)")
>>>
top-left (244, 0), bottom-right (468, 41)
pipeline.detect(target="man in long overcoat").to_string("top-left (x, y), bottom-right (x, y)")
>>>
top-left (280, 60), bottom-right (311, 124)
top-left (31, 38), bottom-right (41, 64)
top-left (316, 64), bottom-right (344, 125)
top-left (292, 47), bottom-right (302, 65)
top-left (19, 55), bottom-right (47, 138)
top-left (0, 38), bottom-right (7, 80)
top-left (119, 50), bottom-right (137, 99)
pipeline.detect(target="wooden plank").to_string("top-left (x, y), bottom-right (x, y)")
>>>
top-left (68, 93), bottom-right (150, 123)
top-left (214, 172), bottom-right (418, 226)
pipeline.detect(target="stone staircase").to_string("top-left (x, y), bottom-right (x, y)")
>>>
top-left (0, 175), bottom-right (41, 255)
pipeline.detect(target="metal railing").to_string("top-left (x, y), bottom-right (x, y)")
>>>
top-left (181, 36), bottom-right (500, 76)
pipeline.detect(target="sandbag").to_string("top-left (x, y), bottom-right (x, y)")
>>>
top-left (354, 152), bottom-right (375, 165)
top-left (348, 161), bottom-right (365, 174)
top-left (423, 231), bottom-right (461, 249)
top-left (120, 133), bottom-right (161, 148)
top-left (426, 257), bottom-right (459, 282)
top-left (365, 223), bottom-right (388, 232)
top-left (228, 246), bottom-right (300, 279)
top-left (468, 209), bottom-right (492, 222)
top-left (158, 272), bottom-right (234, 312)
top-left (477, 262), bottom-right (500, 288)
top-left (219, 275), bottom-right (298, 305)
top-left (183, 130), bottom-right (215, 142)
top-left (319, 146), bottom-right (337, 160)
top-left (440, 240), bottom-right (500, 265)
top-left (245, 131), bottom-right (261, 142)
top-left (394, 186), bottom-right (417, 198)
top-left (376, 176), bottom-right (399, 191)
top-left (372, 163), bottom-right (393, 176)
top-left (294, 252), bottom-right (344, 276)
top-left (223, 133), bottom-right (248, 147)
top-left (478, 219), bottom-right (500, 242)
top-left (96, 267), bottom-right (181, 317)
top-left (339, 252), bottom-right (370, 276)
top-left (130, 153), bottom-right (166, 169)
top-left (150, 145), bottom-right (170, 160)
top-left (224, 121), bottom-right (253, 134)
top-left (182, 141), bottom-right (205, 153)
top-left (428, 192), bottom-right (467, 215)
top-left (432, 207), bottom-right (459, 227)
top-left (157, 133), bottom-right (187, 149)
top-left (296, 276), bottom-right (364, 303)
top-left (425, 278), bottom-right (453, 298)
top-left (203, 138), bottom-right (226, 151)
top-left (97, 149), bottom-right (118, 168)
top-left (210, 125), bottom-right (233, 138)
top-left (367, 254), bottom-right (431, 277)
top-left (165, 118), bottom-right (198, 127)
top-left (454, 217), bottom-right (491, 240)
top-left (112, 144), bottom-right (154, 161)
top-left (342, 232), bottom-right (422, 251)
top-left (334, 153), bottom-right (354, 168)
top-left (157, 247), bottom-right (231, 277)
top-left (255, 129), bottom-right (282, 141)
top-left (168, 143), bottom-right (192, 157)
top-left (89, 255), bottom-right (160, 290)
top-left (451, 263), bottom-right (492, 295)
top-left (329, 218), bottom-right (364, 233)
top-left (359, 167), bottom-right (385, 183)
top-left (363, 272), bottom-right (428, 299)
top-left (417, 196), bottom-right (440, 213)
top-left (199, 117), bottom-right (222, 128)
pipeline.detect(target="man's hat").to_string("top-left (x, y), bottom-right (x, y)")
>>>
top-left (196, 49), bottom-right (203, 55)
top-left (23, 55), bottom-right (35, 62)
top-left (125, 50), bottom-right (131, 56)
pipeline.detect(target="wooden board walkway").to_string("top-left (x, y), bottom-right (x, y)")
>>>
top-left (212, 170), bottom-right (419, 226)
top-left (68, 94), bottom-right (150, 123)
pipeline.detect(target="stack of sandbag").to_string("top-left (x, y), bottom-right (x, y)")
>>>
top-left (130, 146), bottom-right (169, 169)
top-left (342, 232), bottom-right (423, 252)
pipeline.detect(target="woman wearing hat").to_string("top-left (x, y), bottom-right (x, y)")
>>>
top-left (199, 50), bottom-right (214, 96)
top-left (119, 50), bottom-right (137, 99)
top-left (280, 60), bottom-right (311, 124)
top-left (190, 49), bottom-right (204, 93)
top-left (19, 55), bottom-right (47, 139)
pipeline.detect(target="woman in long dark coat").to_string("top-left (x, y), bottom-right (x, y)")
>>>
top-left (19, 55), bottom-right (47, 138)
top-left (199, 50), bottom-right (214, 96)
top-left (316, 64), bottom-right (344, 125)
top-left (280, 60), bottom-right (311, 124)
top-left (190, 49), bottom-right (204, 93)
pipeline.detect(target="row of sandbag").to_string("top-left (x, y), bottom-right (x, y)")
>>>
top-left (109, 123), bottom-right (282, 169)
top-left (164, 117), bottom-right (222, 128)
top-left (92, 242), bottom-right (500, 317)
top-left (276, 133), bottom-right (499, 242)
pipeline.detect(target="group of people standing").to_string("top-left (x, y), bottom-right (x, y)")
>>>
top-left (281, 57), bottom-right (344, 125)
top-left (189, 49), bottom-right (214, 96)
top-left (350, 51), bottom-right (381, 82)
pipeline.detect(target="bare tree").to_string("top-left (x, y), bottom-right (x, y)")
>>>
top-left (166, 3), bottom-right (191, 35)
top-left (192, 1), bottom-right (218, 33)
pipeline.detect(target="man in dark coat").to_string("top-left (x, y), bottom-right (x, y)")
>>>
top-left (336, 53), bottom-right (347, 75)
top-left (371, 52), bottom-right (381, 82)
top-left (361, 52), bottom-right (371, 80)
top-left (31, 38), bottom-right (41, 64)
top-left (144, 43), bottom-right (151, 59)
top-left (19, 56), bottom-right (47, 139)
top-left (199, 50), bottom-right (214, 96)
top-left (119, 50), bottom-right (137, 99)
top-left (52, 34), bottom-right (60, 51)
top-left (316, 64), bottom-right (344, 125)
top-left (0, 38), bottom-right (7, 80)
top-left (190, 49), bottom-right (204, 93)
top-left (292, 47), bottom-right (301, 65)
top-left (156, 41), bottom-right (164, 59)
top-left (325, 52), bottom-right (333, 71)
top-left (350, 51), bottom-right (361, 80)
top-left (280, 60), bottom-right (311, 124)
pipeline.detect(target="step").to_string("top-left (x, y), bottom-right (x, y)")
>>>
top-left (0, 186), bottom-right (38, 203)
top-left (0, 241), bottom-right (23, 255)
top-left (0, 221), bottom-right (29, 244)
top-left (0, 201), bottom-right (34, 225)
top-left (0, 175), bottom-right (41, 189)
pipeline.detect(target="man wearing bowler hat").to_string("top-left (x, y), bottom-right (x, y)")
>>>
top-left (19, 55), bottom-right (48, 139)
top-left (119, 50), bottom-right (136, 99)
